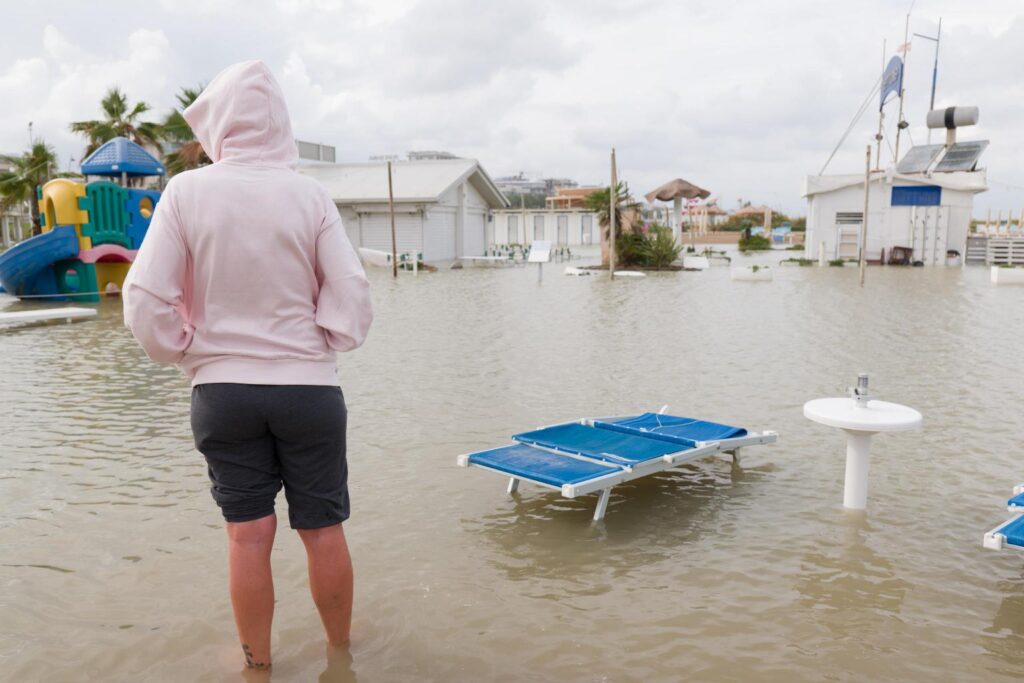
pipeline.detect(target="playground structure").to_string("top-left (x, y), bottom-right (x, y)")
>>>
top-left (0, 137), bottom-right (164, 302)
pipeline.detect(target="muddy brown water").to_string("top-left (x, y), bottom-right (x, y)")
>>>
top-left (2, 250), bottom-right (1023, 682)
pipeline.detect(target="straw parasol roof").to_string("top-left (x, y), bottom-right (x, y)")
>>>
top-left (645, 178), bottom-right (711, 203)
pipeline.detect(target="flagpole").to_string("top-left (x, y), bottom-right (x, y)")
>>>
top-left (875, 39), bottom-right (886, 170)
top-left (894, 5), bottom-right (913, 163)
top-left (917, 17), bottom-right (942, 144)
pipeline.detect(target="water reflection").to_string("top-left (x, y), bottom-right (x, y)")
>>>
top-left (795, 513), bottom-right (908, 618)
top-left (465, 458), bottom-right (774, 584)
top-left (982, 574), bottom-right (1024, 676)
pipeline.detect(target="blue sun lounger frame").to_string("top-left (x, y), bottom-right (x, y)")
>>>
top-left (983, 483), bottom-right (1024, 551)
top-left (457, 412), bottom-right (778, 521)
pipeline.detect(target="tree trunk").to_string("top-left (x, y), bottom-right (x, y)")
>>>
top-left (30, 196), bottom-right (41, 236)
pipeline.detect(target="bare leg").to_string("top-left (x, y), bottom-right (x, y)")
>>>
top-left (227, 513), bottom-right (277, 670)
top-left (298, 524), bottom-right (353, 645)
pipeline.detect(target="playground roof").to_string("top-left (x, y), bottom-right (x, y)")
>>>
top-left (299, 158), bottom-right (509, 208)
top-left (81, 137), bottom-right (165, 177)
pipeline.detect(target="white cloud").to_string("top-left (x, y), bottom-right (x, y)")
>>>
top-left (1, 0), bottom-right (1022, 214)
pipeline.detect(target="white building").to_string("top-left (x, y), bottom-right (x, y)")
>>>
top-left (300, 159), bottom-right (508, 264)
top-left (491, 208), bottom-right (599, 247)
top-left (805, 106), bottom-right (989, 266)
top-left (803, 169), bottom-right (986, 265)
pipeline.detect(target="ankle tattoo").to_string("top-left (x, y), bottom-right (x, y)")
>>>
top-left (242, 643), bottom-right (270, 670)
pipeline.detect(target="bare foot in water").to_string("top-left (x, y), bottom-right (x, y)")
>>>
top-left (239, 643), bottom-right (272, 681)
top-left (320, 641), bottom-right (356, 683)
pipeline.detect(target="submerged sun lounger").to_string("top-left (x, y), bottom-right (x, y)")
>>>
top-left (983, 484), bottom-right (1024, 551)
top-left (458, 411), bottom-right (777, 521)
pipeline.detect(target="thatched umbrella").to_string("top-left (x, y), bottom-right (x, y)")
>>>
top-left (645, 178), bottom-right (711, 242)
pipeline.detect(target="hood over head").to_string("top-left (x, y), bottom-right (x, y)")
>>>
top-left (184, 60), bottom-right (299, 168)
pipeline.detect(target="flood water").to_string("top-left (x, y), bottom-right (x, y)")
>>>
top-left (2, 249), bottom-right (1024, 682)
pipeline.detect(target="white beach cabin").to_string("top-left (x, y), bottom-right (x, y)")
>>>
top-left (803, 106), bottom-right (988, 266)
top-left (300, 159), bottom-right (509, 265)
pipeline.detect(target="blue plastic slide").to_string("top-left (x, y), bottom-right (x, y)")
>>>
top-left (0, 226), bottom-right (80, 298)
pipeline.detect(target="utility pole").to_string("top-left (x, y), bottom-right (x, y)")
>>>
top-left (609, 148), bottom-right (617, 279)
top-left (387, 161), bottom-right (397, 278)
top-left (860, 145), bottom-right (871, 287)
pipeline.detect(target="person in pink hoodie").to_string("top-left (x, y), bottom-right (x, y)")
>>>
top-left (123, 60), bottom-right (372, 672)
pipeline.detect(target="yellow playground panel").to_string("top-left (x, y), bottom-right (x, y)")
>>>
top-left (39, 179), bottom-right (91, 251)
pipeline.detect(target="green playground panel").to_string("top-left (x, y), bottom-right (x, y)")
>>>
top-left (80, 181), bottom-right (130, 248)
top-left (54, 258), bottom-right (100, 303)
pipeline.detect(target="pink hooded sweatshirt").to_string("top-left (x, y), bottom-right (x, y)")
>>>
top-left (123, 60), bottom-right (372, 385)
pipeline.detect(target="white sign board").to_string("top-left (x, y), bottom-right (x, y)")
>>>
top-left (527, 240), bottom-right (552, 263)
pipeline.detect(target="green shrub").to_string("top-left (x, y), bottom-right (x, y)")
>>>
top-left (738, 234), bottom-right (772, 251)
top-left (828, 259), bottom-right (845, 267)
top-left (614, 223), bottom-right (683, 268)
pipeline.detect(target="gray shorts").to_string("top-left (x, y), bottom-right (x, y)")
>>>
top-left (190, 383), bottom-right (349, 529)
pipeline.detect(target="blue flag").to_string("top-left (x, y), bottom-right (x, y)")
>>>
top-left (880, 56), bottom-right (903, 110)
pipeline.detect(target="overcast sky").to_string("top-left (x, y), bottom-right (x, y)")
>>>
top-left (2, 0), bottom-right (1022, 215)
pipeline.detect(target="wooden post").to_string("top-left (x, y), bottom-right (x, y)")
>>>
top-left (609, 148), bottom-right (617, 279)
top-left (387, 161), bottom-right (397, 278)
top-left (860, 145), bottom-right (871, 287)
top-left (875, 39), bottom-right (886, 170)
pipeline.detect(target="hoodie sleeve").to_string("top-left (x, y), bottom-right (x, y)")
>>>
top-left (122, 181), bottom-right (194, 364)
top-left (314, 196), bottom-right (372, 352)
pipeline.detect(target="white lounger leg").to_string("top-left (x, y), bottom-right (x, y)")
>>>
top-left (731, 448), bottom-right (742, 465)
top-left (593, 488), bottom-right (612, 521)
top-left (506, 477), bottom-right (520, 495)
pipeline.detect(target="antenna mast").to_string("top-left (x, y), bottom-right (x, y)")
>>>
top-left (893, 3), bottom-right (914, 162)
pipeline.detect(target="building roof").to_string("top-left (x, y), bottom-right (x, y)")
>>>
top-left (734, 205), bottom-right (772, 216)
top-left (804, 170), bottom-right (988, 198)
top-left (300, 159), bottom-right (509, 208)
top-left (81, 136), bottom-right (165, 177)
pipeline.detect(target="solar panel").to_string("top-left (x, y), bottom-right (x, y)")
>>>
top-left (934, 140), bottom-right (989, 172)
top-left (896, 144), bottom-right (945, 174)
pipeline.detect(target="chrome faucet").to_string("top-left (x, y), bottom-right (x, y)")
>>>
top-left (850, 373), bottom-right (871, 407)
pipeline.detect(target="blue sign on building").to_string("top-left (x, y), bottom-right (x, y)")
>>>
top-left (891, 185), bottom-right (941, 206)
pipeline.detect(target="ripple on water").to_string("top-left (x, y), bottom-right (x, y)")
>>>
top-left (1, 258), bottom-right (1023, 681)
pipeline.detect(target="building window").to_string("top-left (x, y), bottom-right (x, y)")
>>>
top-left (557, 215), bottom-right (568, 245)
top-left (507, 215), bottom-right (519, 244)
top-left (534, 215), bottom-right (545, 241)
top-left (581, 214), bottom-right (593, 245)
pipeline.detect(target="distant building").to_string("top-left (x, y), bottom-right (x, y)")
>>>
top-left (494, 172), bottom-right (548, 196)
top-left (492, 208), bottom-right (598, 247)
top-left (495, 173), bottom-right (580, 198)
top-left (300, 158), bottom-right (508, 264)
top-left (546, 186), bottom-right (600, 210)
top-left (407, 150), bottom-right (459, 161)
top-left (295, 140), bottom-right (336, 163)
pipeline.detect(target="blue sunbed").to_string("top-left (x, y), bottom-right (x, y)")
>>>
top-left (983, 484), bottom-right (1024, 551)
top-left (458, 411), bottom-right (777, 521)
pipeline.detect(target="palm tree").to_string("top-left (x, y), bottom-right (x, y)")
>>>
top-left (0, 141), bottom-right (65, 236)
top-left (161, 85), bottom-right (209, 176)
top-left (584, 182), bottom-right (642, 266)
top-left (69, 87), bottom-right (163, 158)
